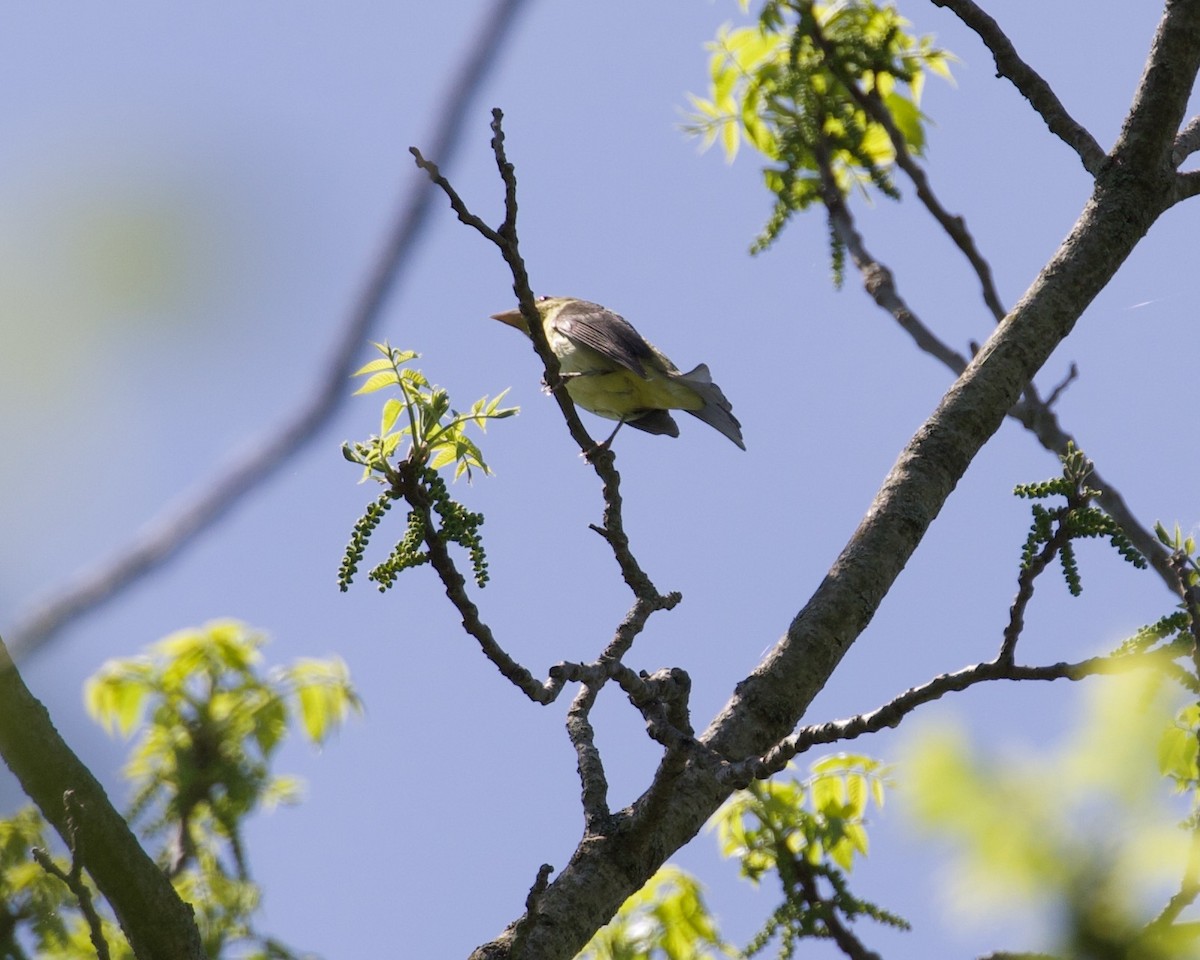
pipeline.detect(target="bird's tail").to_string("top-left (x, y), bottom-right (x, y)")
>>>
top-left (678, 364), bottom-right (746, 449)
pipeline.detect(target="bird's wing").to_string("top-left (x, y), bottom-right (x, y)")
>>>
top-left (549, 300), bottom-right (659, 378)
top-left (625, 409), bottom-right (681, 437)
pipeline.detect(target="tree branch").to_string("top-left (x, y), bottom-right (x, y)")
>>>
top-left (1171, 113), bottom-right (1200, 164)
top-left (1174, 168), bottom-right (1200, 201)
top-left (32, 793), bottom-right (111, 960)
top-left (389, 460), bottom-right (556, 704)
top-left (468, 6), bottom-right (1200, 950)
top-left (811, 21), bottom-right (1007, 321)
top-left (998, 510), bottom-right (1072, 664)
top-left (1148, 825), bottom-right (1200, 933)
top-left (818, 143), bottom-right (1175, 589)
top-left (413, 109), bottom-right (682, 683)
top-left (794, 860), bottom-right (883, 960)
top-left (0, 641), bottom-right (204, 960)
top-left (1114, 0), bottom-right (1200, 172)
top-left (930, 0), bottom-right (1107, 173)
top-left (6, 0), bottom-right (533, 660)
top-left (723, 649), bottom-right (1179, 785)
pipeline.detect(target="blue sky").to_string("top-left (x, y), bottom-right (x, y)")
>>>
top-left (1, 3), bottom-right (1197, 958)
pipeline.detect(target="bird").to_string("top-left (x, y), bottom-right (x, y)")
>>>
top-left (490, 296), bottom-right (745, 449)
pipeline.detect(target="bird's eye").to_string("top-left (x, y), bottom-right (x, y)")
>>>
top-left (537, 295), bottom-right (550, 302)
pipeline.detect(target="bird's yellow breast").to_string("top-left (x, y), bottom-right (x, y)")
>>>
top-left (564, 369), bottom-right (703, 421)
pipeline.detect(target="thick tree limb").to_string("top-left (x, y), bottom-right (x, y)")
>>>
top-left (0, 641), bottom-right (204, 960)
top-left (6, 0), bottom-right (532, 660)
top-left (469, 4), bottom-right (1200, 955)
top-left (930, 0), bottom-right (1107, 173)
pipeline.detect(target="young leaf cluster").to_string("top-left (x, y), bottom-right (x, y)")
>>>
top-left (715, 755), bottom-right (905, 958)
top-left (0, 808), bottom-right (84, 959)
top-left (578, 754), bottom-right (901, 960)
top-left (85, 621), bottom-right (359, 857)
top-left (1159, 702), bottom-right (1200, 799)
top-left (342, 342), bottom-right (516, 483)
top-left (686, 0), bottom-right (952, 256)
top-left (1156, 520), bottom-right (1200, 592)
top-left (1014, 443), bottom-right (1147, 596)
top-left (1110, 611), bottom-right (1196, 675)
top-left (715, 755), bottom-right (888, 877)
top-left (1, 620), bottom-right (358, 959)
top-left (339, 344), bottom-right (512, 592)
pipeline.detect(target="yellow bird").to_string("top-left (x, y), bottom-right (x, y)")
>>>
top-left (490, 296), bottom-right (745, 449)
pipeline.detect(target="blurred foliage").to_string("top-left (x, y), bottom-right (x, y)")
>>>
top-left (686, 0), bottom-right (952, 256)
top-left (0, 619), bottom-right (358, 960)
top-left (904, 670), bottom-right (1200, 959)
top-left (339, 344), bottom-right (516, 592)
top-left (574, 866), bottom-right (735, 960)
top-left (576, 754), bottom-right (902, 960)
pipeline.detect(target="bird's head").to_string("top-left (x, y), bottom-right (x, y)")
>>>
top-left (489, 296), bottom-right (569, 335)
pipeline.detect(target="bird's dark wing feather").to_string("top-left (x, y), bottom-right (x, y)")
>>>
top-left (626, 409), bottom-right (680, 437)
top-left (550, 300), bottom-right (658, 378)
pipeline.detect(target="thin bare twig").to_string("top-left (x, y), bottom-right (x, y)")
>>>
top-left (7, 0), bottom-right (532, 660)
top-left (930, 0), bottom-right (1106, 173)
top-left (509, 864), bottom-right (555, 957)
top-left (414, 111), bottom-right (707, 835)
top-left (32, 793), bottom-right (110, 960)
top-left (999, 510), bottom-right (1072, 664)
top-left (811, 23), bottom-right (1007, 321)
top-left (414, 109), bottom-right (678, 612)
top-left (721, 649), bottom-right (1178, 785)
top-left (1042, 362), bottom-right (1078, 409)
top-left (389, 459), bottom-right (554, 704)
top-left (793, 860), bottom-right (883, 960)
top-left (1144, 551), bottom-right (1200, 935)
top-left (817, 149), bottom-right (1174, 589)
top-left (32, 848), bottom-right (110, 960)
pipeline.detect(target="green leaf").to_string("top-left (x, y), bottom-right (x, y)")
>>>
top-left (884, 92), bottom-right (924, 153)
top-left (353, 371), bottom-right (401, 396)
top-left (1158, 722), bottom-right (1199, 785)
top-left (381, 397), bottom-right (404, 435)
top-left (352, 356), bottom-right (401, 377)
top-left (290, 657), bottom-right (360, 745)
top-left (85, 667), bottom-right (151, 738)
